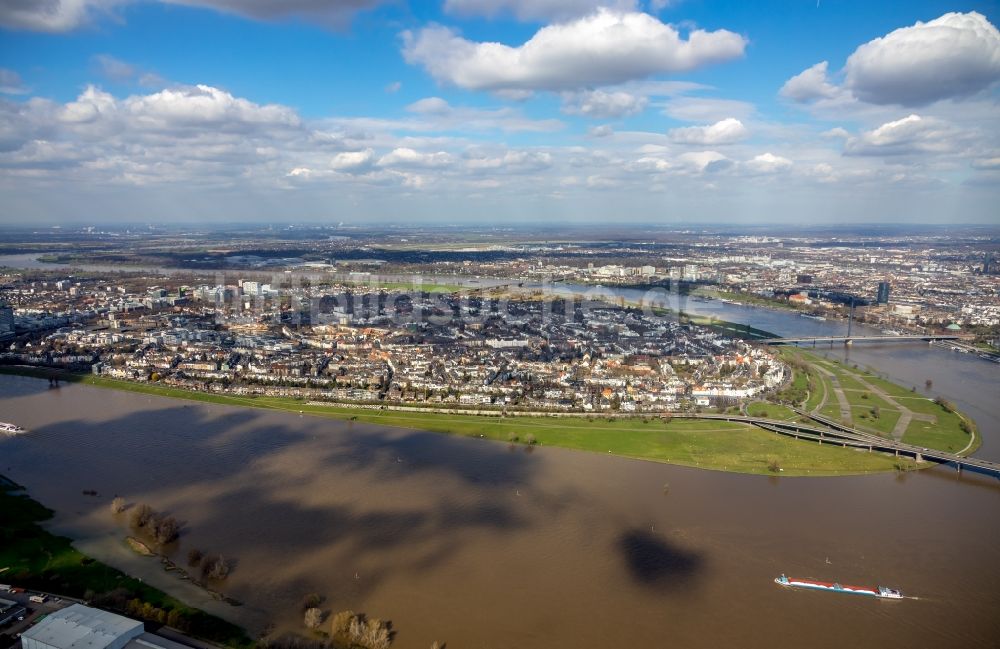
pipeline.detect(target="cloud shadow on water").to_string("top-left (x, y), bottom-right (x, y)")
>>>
top-left (617, 528), bottom-right (703, 591)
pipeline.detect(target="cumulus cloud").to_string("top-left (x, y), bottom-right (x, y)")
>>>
top-left (402, 9), bottom-right (746, 92)
top-left (779, 61), bottom-right (840, 102)
top-left (123, 84), bottom-right (300, 130)
top-left (377, 147), bottom-right (454, 168)
top-left (561, 89), bottom-right (648, 118)
top-left (845, 12), bottom-right (1000, 106)
top-left (668, 117), bottom-right (747, 145)
top-left (330, 148), bottom-right (375, 172)
top-left (405, 97), bottom-right (452, 116)
top-left (743, 152), bottom-right (791, 174)
top-left (783, 12), bottom-right (1000, 107)
top-left (444, 0), bottom-right (637, 21)
top-left (0, 0), bottom-right (384, 32)
top-left (843, 114), bottom-right (961, 156)
top-left (676, 150), bottom-right (729, 173)
top-left (465, 149), bottom-right (553, 173)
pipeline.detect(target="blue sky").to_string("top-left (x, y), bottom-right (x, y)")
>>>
top-left (1, 0), bottom-right (998, 224)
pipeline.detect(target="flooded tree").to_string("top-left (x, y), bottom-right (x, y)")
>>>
top-left (151, 514), bottom-right (180, 544)
top-left (187, 549), bottom-right (204, 566)
top-left (201, 554), bottom-right (230, 580)
top-left (300, 593), bottom-right (323, 611)
top-left (131, 503), bottom-right (154, 528)
top-left (331, 611), bottom-right (392, 649)
top-left (303, 608), bottom-right (323, 630)
top-left (110, 497), bottom-right (125, 514)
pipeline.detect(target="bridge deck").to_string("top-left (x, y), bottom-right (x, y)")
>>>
top-left (671, 412), bottom-right (1000, 477)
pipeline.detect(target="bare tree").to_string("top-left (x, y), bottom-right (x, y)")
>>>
top-left (110, 497), bottom-right (125, 514)
top-left (303, 608), bottom-right (323, 630)
top-left (187, 549), bottom-right (203, 566)
top-left (201, 555), bottom-right (230, 580)
top-left (300, 593), bottom-right (323, 611)
top-left (152, 514), bottom-right (180, 544)
top-left (331, 610), bottom-right (356, 637)
top-left (131, 503), bottom-right (154, 528)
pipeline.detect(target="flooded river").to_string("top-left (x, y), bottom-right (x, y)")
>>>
top-left (1, 373), bottom-right (999, 648)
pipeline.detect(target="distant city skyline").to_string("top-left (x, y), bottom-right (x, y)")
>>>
top-left (1, 1), bottom-right (998, 224)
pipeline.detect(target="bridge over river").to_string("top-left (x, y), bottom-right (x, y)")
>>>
top-left (762, 334), bottom-right (968, 346)
top-left (672, 411), bottom-right (1000, 478)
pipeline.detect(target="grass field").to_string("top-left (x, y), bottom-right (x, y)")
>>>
top-left (0, 479), bottom-right (251, 647)
top-left (776, 349), bottom-right (979, 455)
top-left (745, 401), bottom-right (799, 421)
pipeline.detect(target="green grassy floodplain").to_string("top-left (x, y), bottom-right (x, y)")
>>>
top-left (1, 366), bottom-right (908, 476)
top-left (0, 477), bottom-right (251, 648)
top-left (775, 349), bottom-right (980, 455)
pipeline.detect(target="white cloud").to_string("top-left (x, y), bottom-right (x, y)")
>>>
top-left (845, 12), bottom-right (1000, 106)
top-left (779, 61), bottom-right (839, 102)
top-left (785, 12), bottom-right (1000, 108)
top-left (377, 147), bottom-right (454, 168)
top-left (843, 114), bottom-right (961, 156)
top-left (405, 97), bottom-right (452, 116)
top-left (0, 0), bottom-right (384, 32)
top-left (443, 0), bottom-right (636, 22)
top-left (0, 68), bottom-right (28, 95)
top-left (330, 148), bottom-right (375, 172)
top-left (123, 84), bottom-right (300, 130)
top-left (402, 9), bottom-right (746, 92)
top-left (561, 89), bottom-right (648, 118)
top-left (588, 124), bottom-right (614, 137)
top-left (743, 152), bottom-right (791, 174)
top-left (668, 117), bottom-right (747, 145)
top-left (465, 149), bottom-right (553, 173)
top-left (384, 81), bottom-right (401, 94)
top-left (676, 150), bottom-right (729, 173)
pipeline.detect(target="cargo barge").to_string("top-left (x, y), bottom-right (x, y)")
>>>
top-left (774, 574), bottom-right (902, 599)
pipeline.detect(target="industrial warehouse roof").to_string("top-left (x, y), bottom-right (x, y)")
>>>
top-left (20, 604), bottom-right (143, 649)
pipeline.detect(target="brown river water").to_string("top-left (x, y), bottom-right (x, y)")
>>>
top-left (1, 373), bottom-right (999, 649)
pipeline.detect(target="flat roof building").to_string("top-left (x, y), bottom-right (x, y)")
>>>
top-left (20, 604), bottom-right (143, 649)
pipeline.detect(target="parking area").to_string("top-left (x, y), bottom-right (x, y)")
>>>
top-left (0, 588), bottom-right (75, 649)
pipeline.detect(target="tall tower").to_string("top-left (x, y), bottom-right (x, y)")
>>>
top-left (877, 281), bottom-right (890, 305)
top-left (0, 303), bottom-right (14, 340)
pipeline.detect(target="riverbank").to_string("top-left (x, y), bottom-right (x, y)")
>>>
top-left (1, 367), bottom-right (907, 476)
top-left (0, 476), bottom-right (252, 648)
